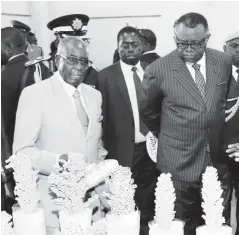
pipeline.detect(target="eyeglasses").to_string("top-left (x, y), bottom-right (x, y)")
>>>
top-left (59, 55), bottom-right (92, 66)
top-left (175, 35), bottom-right (208, 50)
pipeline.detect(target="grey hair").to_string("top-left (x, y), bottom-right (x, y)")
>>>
top-left (56, 36), bottom-right (89, 57)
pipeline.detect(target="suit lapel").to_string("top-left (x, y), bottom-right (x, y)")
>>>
top-left (205, 48), bottom-right (220, 112)
top-left (114, 62), bottom-right (134, 115)
top-left (172, 50), bottom-right (205, 107)
top-left (50, 73), bottom-right (86, 137)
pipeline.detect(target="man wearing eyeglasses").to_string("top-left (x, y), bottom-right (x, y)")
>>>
top-left (141, 12), bottom-right (232, 235)
top-left (13, 36), bottom-right (107, 232)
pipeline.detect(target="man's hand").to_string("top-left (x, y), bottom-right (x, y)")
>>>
top-left (95, 181), bottom-right (111, 210)
top-left (58, 154), bottom-right (68, 167)
top-left (226, 143), bottom-right (239, 161)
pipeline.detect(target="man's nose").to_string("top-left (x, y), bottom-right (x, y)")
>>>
top-left (186, 45), bottom-right (194, 51)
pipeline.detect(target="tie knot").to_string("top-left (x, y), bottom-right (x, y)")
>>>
top-left (192, 63), bottom-right (201, 71)
top-left (236, 69), bottom-right (239, 74)
top-left (131, 66), bottom-right (137, 72)
top-left (73, 90), bottom-right (80, 99)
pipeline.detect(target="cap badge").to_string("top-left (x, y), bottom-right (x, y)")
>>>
top-left (72, 18), bottom-right (82, 30)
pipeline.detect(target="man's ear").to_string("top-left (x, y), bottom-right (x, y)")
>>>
top-left (223, 45), bottom-right (227, 53)
top-left (55, 55), bottom-right (60, 68)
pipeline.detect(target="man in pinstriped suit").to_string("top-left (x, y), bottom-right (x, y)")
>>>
top-left (141, 13), bottom-right (232, 235)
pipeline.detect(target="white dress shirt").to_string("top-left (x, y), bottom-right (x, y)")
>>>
top-left (55, 72), bottom-right (88, 163)
top-left (232, 65), bottom-right (238, 82)
top-left (186, 53), bottom-right (206, 82)
top-left (120, 60), bottom-right (146, 143)
top-left (58, 72), bottom-right (87, 112)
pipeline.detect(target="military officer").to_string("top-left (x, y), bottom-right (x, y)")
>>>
top-left (223, 31), bottom-right (239, 235)
top-left (47, 14), bottom-right (99, 89)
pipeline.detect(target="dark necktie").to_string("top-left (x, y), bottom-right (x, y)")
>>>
top-left (192, 63), bottom-right (206, 102)
top-left (73, 90), bottom-right (89, 133)
top-left (131, 66), bottom-right (148, 136)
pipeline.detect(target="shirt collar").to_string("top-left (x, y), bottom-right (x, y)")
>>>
top-left (57, 71), bottom-right (81, 97)
top-left (120, 59), bottom-right (144, 73)
top-left (232, 65), bottom-right (238, 81)
top-left (186, 53), bottom-right (206, 68)
top-left (142, 50), bottom-right (158, 55)
top-left (8, 53), bottom-right (25, 62)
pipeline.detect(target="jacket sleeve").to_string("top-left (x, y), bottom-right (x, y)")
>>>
top-left (13, 87), bottom-right (60, 175)
top-left (141, 64), bottom-right (163, 136)
top-left (97, 70), bottom-right (108, 147)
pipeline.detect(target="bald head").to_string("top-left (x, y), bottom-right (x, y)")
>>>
top-left (1, 27), bottom-right (27, 64)
top-left (57, 36), bottom-right (88, 57)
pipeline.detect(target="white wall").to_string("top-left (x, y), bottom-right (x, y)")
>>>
top-left (2, 1), bottom-right (239, 69)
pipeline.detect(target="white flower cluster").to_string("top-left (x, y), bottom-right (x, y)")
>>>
top-left (5, 153), bottom-right (40, 212)
top-left (48, 153), bottom-right (98, 214)
top-left (54, 222), bottom-right (83, 235)
top-left (201, 166), bottom-right (225, 229)
top-left (103, 166), bottom-right (137, 216)
top-left (154, 173), bottom-right (176, 229)
top-left (1, 211), bottom-right (14, 235)
top-left (85, 218), bottom-right (107, 235)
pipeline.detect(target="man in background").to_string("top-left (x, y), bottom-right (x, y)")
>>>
top-left (141, 13), bottom-right (232, 235)
top-left (11, 20), bottom-right (51, 81)
top-left (223, 31), bottom-right (239, 235)
top-left (98, 26), bottom-right (157, 235)
top-left (140, 29), bottom-right (160, 67)
top-left (1, 27), bottom-right (35, 153)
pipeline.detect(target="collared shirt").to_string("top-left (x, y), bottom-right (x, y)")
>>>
top-left (186, 53), bottom-right (206, 82)
top-left (232, 65), bottom-right (238, 82)
top-left (8, 53), bottom-right (25, 62)
top-left (142, 50), bottom-right (158, 55)
top-left (57, 72), bottom-right (87, 112)
top-left (120, 60), bottom-right (146, 143)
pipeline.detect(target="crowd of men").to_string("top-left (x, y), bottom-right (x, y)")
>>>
top-left (1, 12), bottom-right (239, 235)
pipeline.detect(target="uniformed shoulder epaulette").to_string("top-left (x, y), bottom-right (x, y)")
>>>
top-left (25, 55), bottom-right (51, 67)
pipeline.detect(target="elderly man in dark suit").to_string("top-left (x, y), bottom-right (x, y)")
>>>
top-left (141, 12), bottom-right (232, 235)
top-left (98, 26), bottom-right (157, 235)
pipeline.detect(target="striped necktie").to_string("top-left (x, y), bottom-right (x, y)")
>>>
top-left (73, 90), bottom-right (89, 133)
top-left (192, 63), bottom-right (206, 102)
top-left (131, 66), bottom-right (149, 136)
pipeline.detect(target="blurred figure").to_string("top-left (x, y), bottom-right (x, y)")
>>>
top-left (1, 27), bottom-right (35, 152)
top-left (11, 20), bottom-right (51, 81)
top-left (47, 14), bottom-right (99, 89)
top-left (1, 27), bottom-right (35, 212)
top-left (140, 29), bottom-right (160, 67)
top-left (27, 31), bottom-right (38, 45)
top-left (223, 31), bottom-right (239, 235)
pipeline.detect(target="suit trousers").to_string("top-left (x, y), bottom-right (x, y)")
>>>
top-left (173, 162), bottom-right (232, 235)
top-left (131, 142), bottom-right (157, 235)
top-left (234, 180), bottom-right (239, 235)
